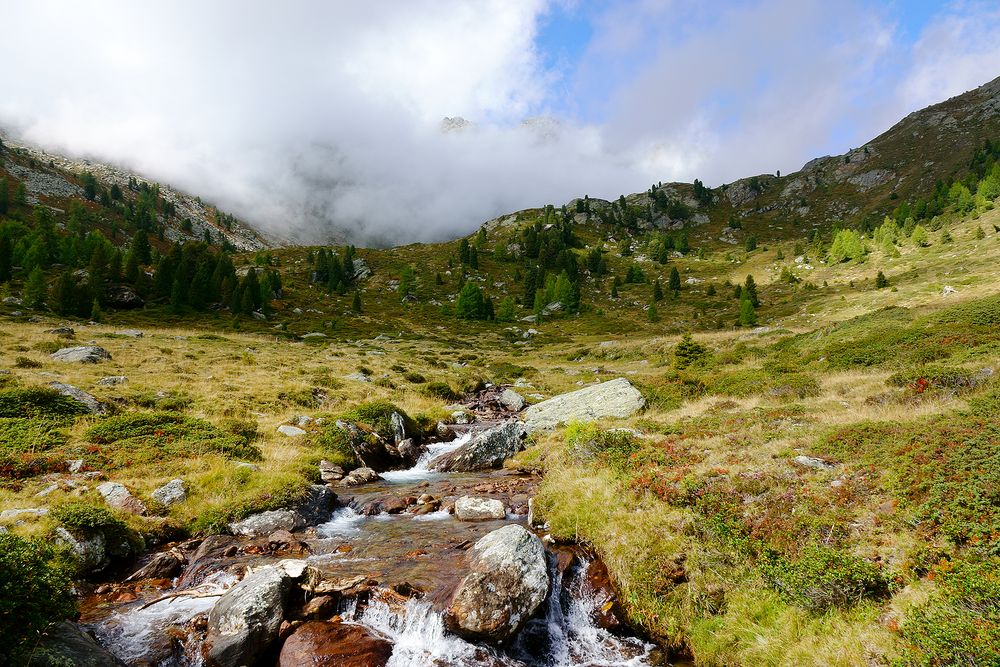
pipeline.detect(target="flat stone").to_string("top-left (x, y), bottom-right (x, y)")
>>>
top-left (454, 496), bottom-right (506, 521)
top-left (523, 378), bottom-right (645, 433)
top-left (229, 510), bottom-right (305, 537)
top-left (51, 345), bottom-right (112, 363)
top-left (48, 382), bottom-right (108, 414)
top-left (116, 329), bottom-right (143, 337)
top-left (278, 424), bottom-right (308, 437)
top-left (96, 375), bottom-right (127, 386)
top-left (792, 455), bottom-right (836, 470)
top-left (97, 481), bottom-right (147, 515)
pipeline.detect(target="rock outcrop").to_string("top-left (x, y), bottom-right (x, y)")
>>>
top-left (446, 524), bottom-right (549, 643)
top-left (96, 482), bottom-right (147, 515)
top-left (28, 621), bottom-right (126, 666)
top-left (454, 496), bottom-right (506, 521)
top-left (48, 382), bottom-right (108, 414)
top-left (51, 345), bottom-right (112, 363)
top-left (522, 378), bottom-right (645, 433)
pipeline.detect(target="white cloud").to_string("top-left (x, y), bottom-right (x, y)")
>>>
top-left (1, 1), bottom-right (999, 244)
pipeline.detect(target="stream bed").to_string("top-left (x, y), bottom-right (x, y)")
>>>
top-left (81, 425), bottom-right (682, 666)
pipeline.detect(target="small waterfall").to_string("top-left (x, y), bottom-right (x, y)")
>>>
top-left (316, 505), bottom-right (366, 538)
top-left (89, 571), bottom-right (238, 666)
top-left (358, 597), bottom-right (486, 667)
top-left (380, 431), bottom-right (473, 483)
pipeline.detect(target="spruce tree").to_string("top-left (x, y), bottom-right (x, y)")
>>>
top-left (459, 239), bottom-right (471, 265)
top-left (647, 302), bottom-right (659, 322)
top-left (743, 275), bottom-right (760, 307)
top-left (131, 230), bottom-right (151, 264)
top-left (0, 235), bottom-right (11, 283)
top-left (669, 266), bottom-right (681, 295)
top-left (469, 247), bottom-right (479, 269)
top-left (53, 271), bottom-right (77, 316)
top-left (352, 290), bottom-right (362, 313)
top-left (497, 296), bottom-right (516, 322)
top-left (0, 178), bottom-right (7, 215)
top-left (652, 278), bottom-right (664, 302)
top-left (875, 271), bottom-right (889, 289)
top-left (455, 282), bottom-right (486, 320)
top-left (24, 267), bottom-right (47, 308)
top-left (611, 282), bottom-right (618, 298)
top-left (738, 296), bottom-right (757, 326)
top-left (475, 227), bottom-right (487, 249)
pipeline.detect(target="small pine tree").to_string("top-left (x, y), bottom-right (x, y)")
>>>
top-left (647, 302), bottom-right (659, 322)
top-left (941, 229), bottom-right (953, 244)
top-left (611, 282), bottom-right (618, 298)
top-left (669, 267), bottom-right (681, 295)
top-left (745, 235), bottom-right (757, 252)
top-left (90, 298), bottom-right (102, 322)
top-left (475, 227), bottom-right (487, 249)
top-left (0, 178), bottom-right (7, 215)
top-left (351, 290), bottom-right (362, 313)
top-left (652, 278), bottom-right (664, 302)
top-left (975, 226), bottom-right (986, 240)
top-left (875, 271), bottom-right (889, 289)
top-left (674, 333), bottom-right (709, 369)
top-left (706, 283), bottom-right (717, 297)
top-left (496, 296), bottom-right (516, 322)
top-left (398, 265), bottom-right (416, 298)
top-left (468, 247), bottom-right (479, 269)
top-left (738, 296), bottom-right (757, 327)
top-left (435, 272), bottom-right (444, 285)
top-left (24, 267), bottom-right (47, 308)
top-left (13, 183), bottom-right (27, 207)
top-left (911, 225), bottom-right (929, 247)
top-left (743, 275), bottom-right (760, 307)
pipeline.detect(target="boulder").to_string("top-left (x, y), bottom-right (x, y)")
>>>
top-left (51, 345), bottom-right (112, 363)
top-left (53, 527), bottom-right (120, 574)
top-left (432, 421), bottom-right (526, 472)
top-left (277, 424), bottom-right (307, 437)
top-left (792, 455), bottom-right (836, 470)
top-left (0, 507), bottom-right (49, 521)
top-left (105, 284), bottom-right (144, 309)
top-left (295, 485), bottom-right (336, 525)
top-left (96, 481), bottom-right (147, 515)
top-left (522, 378), bottom-right (645, 433)
top-left (124, 550), bottom-right (185, 582)
top-left (446, 525), bottom-right (549, 643)
top-left (341, 467), bottom-right (381, 487)
top-left (498, 388), bottom-right (526, 412)
top-left (27, 621), bottom-right (126, 666)
top-left (454, 496), bottom-right (506, 521)
top-left (96, 375), bottom-right (127, 386)
top-left (204, 566), bottom-right (292, 667)
top-left (177, 535), bottom-right (239, 588)
top-left (229, 510), bottom-right (305, 537)
top-left (44, 326), bottom-right (75, 336)
top-left (115, 329), bottom-right (143, 338)
top-left (48, 382), bottom-right (107, 415)
top-left (397, 438), bottom-right (420, 463)
top-left (337, 421), bottom-right (400, 471)
top-left (151, 479), bottom-right (187, 506)
top-left (318, 460), bottom-right (344, 482)
top-left (278, 621), bottom-right (391, 667)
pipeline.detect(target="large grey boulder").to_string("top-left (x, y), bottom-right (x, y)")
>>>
top-left (446, 525), bottom-right (549, 643)
top-left (52, 526), bottom-right (132, 574)
top-left (341, 466), bottom-right (381, 487)
top-left (48, 382), bottom-right (107, 415)
top-left (27, 621), bottom-right (126, 666)
top-left (432, 421), bottom-right (526, 472)
top-left (204, 567), bottom-right (292, 667)
top-left (522, 378), bottom-right (645, 433)
top-left (96, 482), bottom-right (147, 515)
top-left (228, 510), bottom-right (305, 537)
top-left (454, 496), bottom-right (506, 521)
top-left (295, 484), bottom-right (336, 525)
top-left (51, 345), bottom-right (112, 363)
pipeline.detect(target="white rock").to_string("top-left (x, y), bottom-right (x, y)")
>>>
top-left (277, 424), bottom-right (307, 437)
top-left (151, 479), bottom-right (187, 506)
top-left (523, 378), bottom-right (645, 433)
top-left (454, 496), bottom-right (506, 521)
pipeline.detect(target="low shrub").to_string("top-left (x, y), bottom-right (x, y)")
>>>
top-left (423, 381), bottom-right (461, 401)
top-left (403, 371), bottom-right (426, 384)
top-left (85, 412), bottom-right (262, 466)
top-left (759, 545), bottom-right (891, 612)
top-left (898, 558), bottom-right (1000, 665)
top-left (315, 424), bottom-right (358, 469)
top-left (565, 422), bottom-right (640, 471)
top-left (0, 534), bottom-right (76, 663)
top-left (338, 400), bottom-right (416, 441)
top-left (0, 387), bottom-right (89, 419)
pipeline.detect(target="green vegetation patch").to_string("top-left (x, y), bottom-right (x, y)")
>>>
top-left (0, 534), bottom-right (77, 663)
top-left (0, 387), bottom-right (89, 419)
top-left (338, 400), bottom-right (418, 440)
top-left (85, 412), bottom-right (262, 468)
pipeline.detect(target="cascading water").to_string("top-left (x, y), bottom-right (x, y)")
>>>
top-left (380, 431), bottom-right (473, 483)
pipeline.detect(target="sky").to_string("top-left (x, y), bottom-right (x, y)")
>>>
top-left (2, 0), bottom-right (999, 244)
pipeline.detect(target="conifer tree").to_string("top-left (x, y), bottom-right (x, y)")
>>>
top-left (743, 274), bottom-right (760, 307)
top-left (497, 296), bottom-right (516, 322)
top-left (131, 230), bottom-right (151, 264)
top-left (0, 178), bottom-right (7, 215)
top-left (647, 302), bottom-right (659, 322)
top-left (875, 271), bottom-right (889, 289)
top-left (459, 239), bottom-right (471, 265)
top-left (652, 278), bottom-right (664, 302)
top-left (352, 289), bottom-right (362, 313)
top-left (455, 282), bottom-right (486, 320)
top-left (669, 267), bottom-right (681, 295)
top-left (611, 282), bottom-right (618, 298)
top-left (0, 235), bottom-right (11, 283)
top-left (53, 271), bottom-right (77, 316)
top-left (24, 267), bottom-right (47, 308)
top-left (469, 247), bottom-right (479, 269)
top-left (398, 265), bottom-right (416, 298)
top-left (738, 295), bottom-right (757, 326)
top-left (475, 227), bottom-right (487, 249)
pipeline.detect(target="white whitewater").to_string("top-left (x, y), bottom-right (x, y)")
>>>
top-left (380, 431), bottom-right (473, 483)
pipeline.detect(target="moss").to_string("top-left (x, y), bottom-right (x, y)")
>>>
top-left (338, 400), bottom-right (417, 440)
top-left (422, 381), bottom-right (461, 401)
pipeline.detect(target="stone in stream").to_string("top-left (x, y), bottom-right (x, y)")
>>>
top-left (124, 551), bottom-right (185, 582)
top-left (397, 437), bottom-right (420, 464)
top-left (229, 509), bottom-right (305, 537)
top-left (390, 411), bottom-right (407, 443)
top-left (454, 496), bottom-right (506, 521)
top-left (50, 345), bottom-right (112, 363)
top-left (446, 524), bottom-right (549, 643)
top-left (522, 377), bottom-right (645, 433)
top-left (337, 421), bottom-right (401, 471)
top-left (432, 421), bottom-right (526, 472)
top-left (278, 620), bottom-right (391, 667)
top-left (204, 566), bottom-right (293, 667)
top-left (341, 466), bottom-right (382, 487)
top-left (27, 621), bottom-right (127, 666)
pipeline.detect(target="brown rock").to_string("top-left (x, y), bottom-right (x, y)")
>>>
top-left (302, 595), bottom-right (337, 619)
top-left (278, 621), bottom-right (392, 667)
